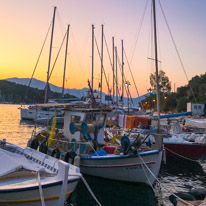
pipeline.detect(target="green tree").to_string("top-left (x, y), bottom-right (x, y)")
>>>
top-left (150, 70), bottom-right (171, 93)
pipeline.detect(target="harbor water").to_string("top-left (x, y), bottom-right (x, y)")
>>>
top-left (0, 104), bottom-right (206, 206)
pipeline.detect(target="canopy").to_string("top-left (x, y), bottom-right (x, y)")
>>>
top-left (0, 149), bottom-right (47, 177)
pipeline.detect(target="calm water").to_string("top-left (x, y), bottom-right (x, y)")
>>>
top-left (1, 104), bottom-right (206, 206)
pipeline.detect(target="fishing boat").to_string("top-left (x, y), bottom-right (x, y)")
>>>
top-left (0, 139), bottom-right (81, 206)
top-left (29, 103), bottom-right (164, 186)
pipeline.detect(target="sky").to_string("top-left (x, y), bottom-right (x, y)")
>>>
top-left (0, 0), bottom-right (206, 97)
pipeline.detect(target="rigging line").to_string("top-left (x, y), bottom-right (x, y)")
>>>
top-left (69, 27), bottom-right (91, 78)
top-left (126, 0), bottom-right (149, 79)
top-left (103, 33), bottom-right (113, 70)
top-left (28, 22), bottom-right (52, 87)
top-left (103, 33), bottom-right (118, 93)
top-left (68, 56), bottom-right (82, 98)
top-left (116, 53), bottom-right (134, 107)
top-left (123, 48), bottom-right (144, 111)
top-left (48, 31), bottom-right (67, 81)
top-left (94, 35), bottom-right (114, 102)
top-left (157, 0), bottom-right (197, 102)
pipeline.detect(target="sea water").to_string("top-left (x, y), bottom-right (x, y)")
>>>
top-left (0, 104), bottom-right (205, 206)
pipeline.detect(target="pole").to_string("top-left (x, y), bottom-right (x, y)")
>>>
top-left (122, 40), bottom-right (124, 107)
top-left (115, 47), bottom-right (118, 106)
top-left (112, 37), bottom-right (115, 103)
top-left (62, 24), bottom-right (70, 97)
top-left (45, 6), bottom-right (56, 103)
top-left (152, 0), bottom-right (161, 129)
top-left (91, 24), bottom-right (95, 91)
top-left (100, 25), bottom-right (104, 103)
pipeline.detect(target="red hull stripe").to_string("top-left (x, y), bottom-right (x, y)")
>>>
top-left (81, 161), bottom-right (156, 168)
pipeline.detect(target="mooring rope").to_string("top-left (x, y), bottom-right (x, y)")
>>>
top-left (138, 153), bottom-right (194, 206)
top-left (70, 174), bottom-right (102, 206)
top-left (36, 172), bottom-right (46, 206)
top-left (164, 146), bottom-right (199, 163)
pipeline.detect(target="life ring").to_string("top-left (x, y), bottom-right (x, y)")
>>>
top-left (39, 140), bottom-right (48, 154)
top-left (64, 151), bottom-right (76, 164)
top-left (51, 148), bottom-right (60, 159)
top-left (30, 138), bottom-right (39, 150)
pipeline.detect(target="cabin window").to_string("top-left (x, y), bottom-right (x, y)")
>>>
top-left (94, 113), bottom-right (106, 127)
top-left (85, 113), bottom-right (94, 124)
top-left (71, 115), bottom-right (81, 123)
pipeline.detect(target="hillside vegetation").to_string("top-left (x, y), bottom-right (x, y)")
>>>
top-left (0, 80), bottom-right (76, 104)
top-left (141, 73), bottom-right (206, 113)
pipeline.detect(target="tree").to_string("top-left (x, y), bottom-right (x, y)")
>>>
top-left (150, 70), bottom-right (171, 93)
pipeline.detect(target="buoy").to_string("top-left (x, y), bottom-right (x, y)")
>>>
top-left (73, 155), bottom-right (80, 167)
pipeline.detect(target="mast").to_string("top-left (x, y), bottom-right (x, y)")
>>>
top-left (122, 40), bottom-right (124, 107)
top-left (112, 37), bottom-right (115, 102)
top-left (62, 24), bottom-right (70, 97)
top-left (152, 0), bottom-right (161, 129)
top-left (115, 46), bottom-right (118, 106)
top-left (45, 6), bottom-right (56, 103)
top-left (91, 24), bottom-right (95, 91)
top-left (100, 25), bottom-right (104, 104)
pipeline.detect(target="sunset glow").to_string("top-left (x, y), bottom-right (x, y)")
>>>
top-left (1, 0), bottom-right (206, 97)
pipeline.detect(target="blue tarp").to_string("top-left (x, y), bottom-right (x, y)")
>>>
top-left (152, 112), bottom-right (192, 119)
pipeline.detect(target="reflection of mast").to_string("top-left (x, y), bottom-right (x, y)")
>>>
top-left (152, 0), bottom-right (161, 129)
top-left (45, 6), bottom-right (56, 103)
top-left (91, 25), bottom-right (95, 91)
top-left (62, 24), bottom-right (70, 97)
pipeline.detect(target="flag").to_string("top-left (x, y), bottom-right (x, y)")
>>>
top-left (48, 109), bottom-right (56, 147)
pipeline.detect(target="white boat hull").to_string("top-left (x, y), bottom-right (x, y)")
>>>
top-left (80, 150), bottom-right (162, 185)
top-left (0, 179), bottom-right (79, 206)
top-left (21, 108), bottom-right (54, 121)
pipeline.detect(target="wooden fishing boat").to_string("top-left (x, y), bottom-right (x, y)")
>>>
top-left (30, 105), bottom-right (164, 186)
top-left (0, 139), bottom-right (81, 206)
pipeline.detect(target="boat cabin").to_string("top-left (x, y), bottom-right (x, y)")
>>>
top-left (64, 107), bottom-right (111, 144)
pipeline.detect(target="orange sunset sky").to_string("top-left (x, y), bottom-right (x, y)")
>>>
top-left (0, 0), bottom-right (206, 97)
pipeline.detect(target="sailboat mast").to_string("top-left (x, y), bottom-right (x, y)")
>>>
top-left (152, 0), bottom-right (161, 129)
top-left (122, 40), bottom-right (124, 107)
top-left (100, 25), bottom-right (104, 103)
top-left (62, 24), bottom-right (70, 97)
top-left (45, 6), bottom-right (56, 103)
top-left (115, 46), bottom-right (118, 106)
top-left (112, 37), bottom-right (115, 102)
top-left (91, 24), bottom-right (95, 91)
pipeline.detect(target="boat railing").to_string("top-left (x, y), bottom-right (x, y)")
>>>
top-left (48, 138), bottom-right (99, 156)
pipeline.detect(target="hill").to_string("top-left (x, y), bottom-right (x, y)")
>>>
top-left (0, 80), bottom-right (76, 104)
top-left (6, 77), bottom-right (148, 106)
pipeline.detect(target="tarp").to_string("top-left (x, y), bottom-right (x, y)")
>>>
top-left (0, 149), bottom-right (46, 177)
top-left (185, 118), bottom-right (206, 128)
top-left (118, 115), bottom-right (151, 129)
top-left (134, 116), bottom-right (151, 128)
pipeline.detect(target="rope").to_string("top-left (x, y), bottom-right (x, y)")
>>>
top-left (71, 174), bottom-right (102, 206)
top-left (94, 35), bottom-right (113, 102)
top-left (137, 153), bottom-right (154, 190)
top-left (164, 146), bottom-right (199, 163)
top-left (123, 50), bottom-right (144, 110)
top-left (28, 22), bottom-right (52, 87)
top-left (138, 152), bottom-right (194, 206)
top-left (117, 53), bottom-right (134, 107)
top-left (36, 172), bottom-right (46, 206)
top-left (157, 0), bottom-right (197, 102)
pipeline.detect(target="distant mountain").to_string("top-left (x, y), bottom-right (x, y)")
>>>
top-left (6, 77), bottom-right (149, 107)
